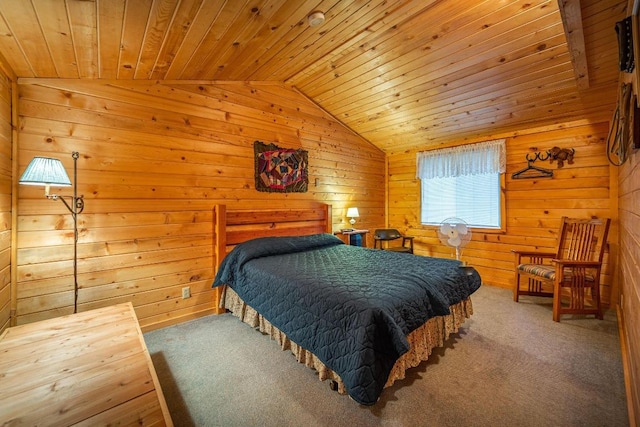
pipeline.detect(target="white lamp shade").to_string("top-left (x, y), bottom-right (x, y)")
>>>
top-left (346, 207), bottom-right (359, 218)
top-left (19, 157), bottom-right (71, 187)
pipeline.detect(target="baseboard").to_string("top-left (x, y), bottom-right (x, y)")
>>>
top-left (140, 307), bottom-right (218, 333)
top-left (617, 304), bottom-right (637, 427)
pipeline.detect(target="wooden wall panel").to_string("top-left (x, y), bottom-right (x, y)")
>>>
top-left (618, 140), bottom-right (639, 424)
top-left (0, 68), bottom-right (11, 333)
top-left (15, 79), bottom-right (385, 330)
top-left (387, 120), bottom-right (619, 306)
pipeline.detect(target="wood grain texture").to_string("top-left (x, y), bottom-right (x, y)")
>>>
top-left (387, 120), bottom-right (619, 306)
top-left (15, 79), bottom-right (385, 328)
top-left (0, 0), bottom-right (627, 153)
top-left (0, 67), bottom-right (10, 334)
top-left (0, 302), bottom-right (173, 426)
top-left (617, 132), bottom-right (639, 425)
top-left (0, 0), bottom-right (634, 412)
top-left (217, 203), bottom-right (331, 252)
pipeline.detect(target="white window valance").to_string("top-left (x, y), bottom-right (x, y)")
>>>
top-left (416, 139), bottom-right (506, 179)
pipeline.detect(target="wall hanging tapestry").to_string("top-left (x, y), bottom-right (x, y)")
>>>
top-left (254, 141), bottom-right (308, 193)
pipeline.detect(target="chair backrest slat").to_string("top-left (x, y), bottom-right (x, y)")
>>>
top-left (374, 229), bottom-right (402, 240)
top-left (556, 217), bottom-right (610, 262)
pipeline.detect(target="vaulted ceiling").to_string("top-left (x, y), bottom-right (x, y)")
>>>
top-left (0, 0), bottom-right (627, 153)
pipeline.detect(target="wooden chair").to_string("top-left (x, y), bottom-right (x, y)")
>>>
top-left (512, 217), bottom-right (610, 321)
top-left (373, 229), bottom-right (414, 254)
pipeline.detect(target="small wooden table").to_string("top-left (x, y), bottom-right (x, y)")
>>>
top-left (0, 302), bottom-right (173, 426)
top-left (334, 229), bottom-right (369, 247)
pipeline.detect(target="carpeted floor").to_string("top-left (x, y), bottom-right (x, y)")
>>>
top-left (144, 285), bottom-right (629, 427)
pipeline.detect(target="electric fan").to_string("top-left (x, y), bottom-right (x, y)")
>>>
top-left (437, 217), bottom-right (472, 263)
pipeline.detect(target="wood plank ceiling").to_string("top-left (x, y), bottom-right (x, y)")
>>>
top-left (0, 0), bottom-right (627, 153)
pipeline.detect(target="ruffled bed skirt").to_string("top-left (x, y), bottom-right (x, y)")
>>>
top-left (221, 286), bottom-right (474, 397)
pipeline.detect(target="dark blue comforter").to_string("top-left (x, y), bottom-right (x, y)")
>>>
top-left (212, 233), bottom-right (481, 405)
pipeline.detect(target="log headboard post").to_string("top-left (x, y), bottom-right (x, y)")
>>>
top-left (212, 204), bottom-right (227, 314)
top-left (325, 204), bottom-right (332, 234)
top-left (214, 204), bottom-right (226, 268)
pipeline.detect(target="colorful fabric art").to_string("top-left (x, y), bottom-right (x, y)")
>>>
top-left (254, 141), bottom-right (308, 193)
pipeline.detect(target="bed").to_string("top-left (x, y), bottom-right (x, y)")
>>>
top-left (211, 204), bottom-right (481, 405)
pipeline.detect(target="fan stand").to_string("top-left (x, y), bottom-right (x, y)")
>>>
top-left (455, 247), bottom-right (474, 274)
top-left (455, 247), bottom-right (467, 265)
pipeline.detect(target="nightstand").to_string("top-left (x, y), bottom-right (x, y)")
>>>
top-left (334, 229), bottom-right (369, 247)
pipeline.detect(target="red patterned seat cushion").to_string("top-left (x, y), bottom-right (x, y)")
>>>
top-left (517, 264), bottom-right (595, 282)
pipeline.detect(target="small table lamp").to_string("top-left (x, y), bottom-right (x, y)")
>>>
top-left (346, 207), bottom-right (359, 226)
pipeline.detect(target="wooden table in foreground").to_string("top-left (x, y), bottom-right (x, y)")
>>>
top-left (0, 302), bottom-right (173, 426)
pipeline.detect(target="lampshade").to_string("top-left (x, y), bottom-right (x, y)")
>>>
top-left (19, 157), bottom-right (72, 187)
top-left (346, 207), bottom-right (359, 218)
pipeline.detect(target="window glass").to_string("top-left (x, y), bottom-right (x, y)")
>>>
top-left (420, 172), bottom-right (501, 228)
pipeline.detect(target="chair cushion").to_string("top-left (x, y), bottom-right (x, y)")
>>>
top-left (518, 264), bottom-right (595, 282)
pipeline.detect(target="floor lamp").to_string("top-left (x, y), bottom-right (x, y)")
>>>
top-left (19, 152), bottom-right (85, 313)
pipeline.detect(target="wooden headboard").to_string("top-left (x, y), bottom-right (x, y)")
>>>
top-left (212, 204), bottom-right (332, 312)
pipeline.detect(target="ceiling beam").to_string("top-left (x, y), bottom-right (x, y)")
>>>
top-left (558, 0), bottom-right (590, 90)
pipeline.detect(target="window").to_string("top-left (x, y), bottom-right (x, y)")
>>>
top-left (416, 139), bottom-right (505, 229)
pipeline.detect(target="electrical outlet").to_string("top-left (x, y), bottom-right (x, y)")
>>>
top-left (181, 286), bottom-right (191, 299)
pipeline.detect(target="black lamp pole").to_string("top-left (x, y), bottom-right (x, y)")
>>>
top-left (53, 152), bottom-right (84, 313)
